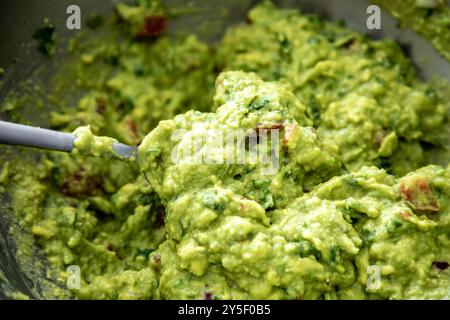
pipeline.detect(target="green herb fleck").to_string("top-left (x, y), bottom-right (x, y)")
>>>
top-left (32, 19), bottom-right (56, 57)
top-left (86, 14), bottom-right (104, 30)
top-left (248, 98), bottom-right (269, 111)
top-left (136, 248), bottom-right (155, 258)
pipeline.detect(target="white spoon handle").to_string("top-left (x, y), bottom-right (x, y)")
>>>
top-left (0, 120), bottom-right (137, 160)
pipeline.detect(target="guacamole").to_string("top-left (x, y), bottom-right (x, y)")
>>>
top-left (375, 0), bottom-right (450, 61)
top-left (1, 1), bottom-right (449, 300)
top-left (72, 126), bottom-right (117, 158)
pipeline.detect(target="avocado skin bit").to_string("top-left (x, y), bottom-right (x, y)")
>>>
top-left (3, 1), bottom-right (449, 299)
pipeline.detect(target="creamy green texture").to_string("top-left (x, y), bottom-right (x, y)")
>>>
top-left (219, 2), bottom-right (448, 175)
top-left (149, 165), bottom-right (450, 299)
top-left (136, 71), bottom-right (449, 299)
top-left (139, 71), bottom-right (340, 209)
top-left (72, 125), bottom-right (117, 158)
top-left (375, 0), bottom-right (450, 61)
top-left (2, 1), bottom-right (449, 300)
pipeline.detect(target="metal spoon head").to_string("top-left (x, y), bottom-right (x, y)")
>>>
top-left (112, 143), bottom-right (138, 161)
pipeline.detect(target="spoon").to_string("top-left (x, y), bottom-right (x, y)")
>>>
top-left (0, 120), bottom-right (137, 160)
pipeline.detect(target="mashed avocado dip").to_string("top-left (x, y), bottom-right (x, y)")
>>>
top-left (374, 0), bottom-right (450, 61)
top-left (1, 1), bottom-right (449, 299)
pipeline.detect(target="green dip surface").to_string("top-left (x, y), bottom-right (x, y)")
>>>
top-left (375, 0), bottom-right (450, 61)
top-left (1, 1), bottom-right (449, 300)
top-left (72, 125), bottom-right (118, 158)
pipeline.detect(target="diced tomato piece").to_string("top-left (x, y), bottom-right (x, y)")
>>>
top-left (399, 176), bottom-right (439, 212)
top-left (400, 211), bottom-right (412, 219)
top-left (138, 16), bottom-right (167, 38)
top-left (283, 123), bottom-right (297, 144)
